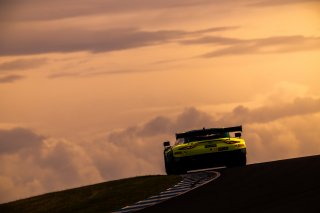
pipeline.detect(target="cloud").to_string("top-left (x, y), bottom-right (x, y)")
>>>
top-left (182, 35), bottom-right (320, 57)
top-left (0, 28), bottom-right (184, 56)
top-left (191, 26), bottom-right (240, 34)
top-left (9, 26), bottom-right (318, 61)
top-left (48, 68), bottom-right (161, 79)
top-left (3, 0), bottom-right (316, 23)
top-left (0, 58), bottom-right (47, 71)
top-left (245, 113), bottom-right (320, 163)
top-left (0, 128), bottom-right (43, 154)
top-left (0, 0), bottom-right (223, 22)
top-left (0, 128), bottom-right (102, 203)
top-left (218, 97), bottom-right (320, 125)
top-left (181, 36), bottom-right (243, 45)
top-left (36, 139), bottom-right (102, 187)
top-left (108, 107), bottom-right (214, 141)
top-left (0, 75), bottom-right (24, 83)
top-left (248, 0), bottom-right (320, 7)
top-left (0, 26), bottom-right (239, 56)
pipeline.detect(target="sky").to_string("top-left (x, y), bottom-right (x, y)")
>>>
top-left (0, 0), bottom-right (320, 203)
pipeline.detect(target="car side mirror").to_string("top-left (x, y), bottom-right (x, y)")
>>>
top-left (163, 141), bottom-right (170, 147)
top-left (235, 132), bottom-right (241, 138)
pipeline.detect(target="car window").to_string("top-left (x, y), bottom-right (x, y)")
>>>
top-left (175, 138), bottom-right (185, 145)
top-left (175, 132), bottom-right (231, 145)
top-left (224, 132), bottom-right (230, 137)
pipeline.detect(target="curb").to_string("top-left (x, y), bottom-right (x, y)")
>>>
top-left (113, 170), bottom-right (220, 213)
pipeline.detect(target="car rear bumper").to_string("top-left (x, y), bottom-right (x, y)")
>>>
top-left (174, 148), bottom-right (246, 169)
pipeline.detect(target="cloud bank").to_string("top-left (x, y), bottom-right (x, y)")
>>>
top-left (0, 27), bottom-right (236, 56)
top-left (0, 129), bottom-right (102, 203)
top-left (2, 26), bottom-right (319, 57)
top-left (2, 0), bottom-right (316, 22)
top-left (0, 0), bottom-right (229, 22)
top-left (1, 94), bottom-right (320, 203)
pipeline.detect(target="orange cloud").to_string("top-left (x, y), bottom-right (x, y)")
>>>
top-left (0, 58), bottom-right (47, 71)
top-left (0, 27), bottom-right (236, 56)
top-left (0, 130), bottom-right (102, 203)
top-left (0, 75), bottom-right (24, 83)
top-left (1, 99), bottom-right (320, 203)
top-left (0, 0), bottom-right (230, 22)
top-left (191, 35), bottom-right (320, 57)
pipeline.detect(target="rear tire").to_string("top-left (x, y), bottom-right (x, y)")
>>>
top-left (164, 157), bottom-right (174, 175)
top-left (225, 152), bottom-right (247, 168)
top-left (164, 154), bottom-right (187, 175)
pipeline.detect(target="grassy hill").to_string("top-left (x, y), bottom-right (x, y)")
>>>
top-left (0, 175), bottom-right (181, 213)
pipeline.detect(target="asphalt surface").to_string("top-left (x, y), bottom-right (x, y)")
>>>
top-left (114, 171), bottom-right (219, 213)
top-left (139, 155), bottom-right (320, 213)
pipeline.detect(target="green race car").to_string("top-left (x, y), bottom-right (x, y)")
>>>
top-left (163, 125), bottom-right (246, 175)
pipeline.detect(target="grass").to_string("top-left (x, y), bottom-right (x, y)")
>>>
top-left (0, 175), bottom-right (182, 213)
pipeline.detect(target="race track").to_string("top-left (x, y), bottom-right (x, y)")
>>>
top-left (140, 155), bottom-right (320, 213)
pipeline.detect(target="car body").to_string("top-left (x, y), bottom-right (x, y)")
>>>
top-left (163, 125), bottom-right (246, 175)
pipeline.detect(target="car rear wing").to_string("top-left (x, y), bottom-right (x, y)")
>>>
top-left (176, 125), bottom-right (242, 139)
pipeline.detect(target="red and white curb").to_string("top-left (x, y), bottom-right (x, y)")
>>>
top-left (113, 170), bottom-right (220, 213)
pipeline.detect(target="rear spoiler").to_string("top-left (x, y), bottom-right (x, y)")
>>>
top-left (176, 125), bottom-right (242, 139)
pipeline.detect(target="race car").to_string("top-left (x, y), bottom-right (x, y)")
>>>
top-left (163, 125), bottom-right (246, 175)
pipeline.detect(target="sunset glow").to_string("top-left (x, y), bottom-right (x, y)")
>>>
top-left (0, 0), bottom-right (320, 203)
